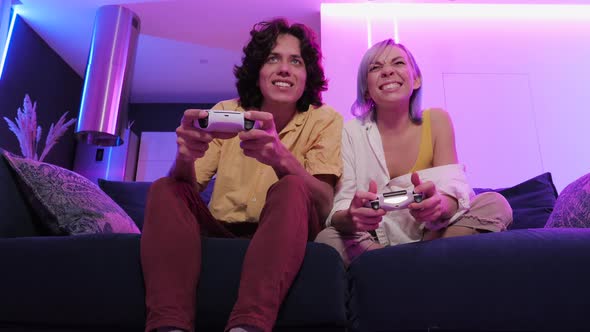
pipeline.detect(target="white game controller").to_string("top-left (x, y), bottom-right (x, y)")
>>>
top-left (365, 190), bottom-right (424, 211)
top-left (195, 110), bottom-right (257, 133)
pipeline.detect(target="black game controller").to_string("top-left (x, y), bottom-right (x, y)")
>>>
top-left (196, 110), bottom-right (256, 133)
top-left (366, 190), bottom-right (424, 211)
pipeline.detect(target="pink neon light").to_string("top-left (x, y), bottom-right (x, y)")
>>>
top-left (321, 3), bottom-right (590, 20)
top-left (367, 11), bottom-right (401, 46)
top-left (393, 15), bottom-right (399, 43)
top-left (366, 16), bottom-right (372, 48)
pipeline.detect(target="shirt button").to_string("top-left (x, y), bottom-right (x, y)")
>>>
top-left (252, 198), bottom-right (257, 202)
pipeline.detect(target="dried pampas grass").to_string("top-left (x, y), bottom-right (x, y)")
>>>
top-left (3, 94), bottom-right (76, 162)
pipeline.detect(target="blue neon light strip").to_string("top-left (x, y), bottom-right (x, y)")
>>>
top-left (0, 9), bottom-right (18, 80)
top-left (105, 147), bottom-right (113, 180)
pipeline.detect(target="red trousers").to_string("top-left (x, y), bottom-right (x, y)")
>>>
top-left (140, 175), bottom-right (321, 332)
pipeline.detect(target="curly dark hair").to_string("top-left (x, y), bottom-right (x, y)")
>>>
top-left (234, 18), bottom-right (327, 112)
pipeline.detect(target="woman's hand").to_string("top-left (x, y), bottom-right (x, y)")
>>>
top-left (333, 180), bottom-right (386, 234)
top-left (408, 172), bottom-right (457, 225)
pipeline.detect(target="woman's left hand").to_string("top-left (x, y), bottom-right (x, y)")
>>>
top-left (408, 172), bottom-right (450, 224)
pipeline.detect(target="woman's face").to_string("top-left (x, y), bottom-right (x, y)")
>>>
top-left (366, 45), bottom-right (421, 110)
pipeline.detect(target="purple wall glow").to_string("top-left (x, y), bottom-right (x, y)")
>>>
top-left (321, 3), bottom-right (590, 193)
top-left (0, 16), bottom-right (83, 169)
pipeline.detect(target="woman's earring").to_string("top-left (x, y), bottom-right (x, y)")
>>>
top-left (368, 99), bottom-right (376, 112)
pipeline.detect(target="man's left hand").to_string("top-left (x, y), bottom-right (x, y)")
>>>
top-left (238, 111), bottom-right (287, 167)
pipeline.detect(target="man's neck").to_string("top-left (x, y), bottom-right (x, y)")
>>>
top-left (260, 101), bottom-right (298, 133)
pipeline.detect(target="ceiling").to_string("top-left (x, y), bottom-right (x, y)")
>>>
top-left (14, 0), bottom-right (590, 103)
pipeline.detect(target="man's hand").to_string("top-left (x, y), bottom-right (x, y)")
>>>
top-left (238, 111), bottom-right (286, 167)
top-left (333, 180), bottom-right (386, 234)
top-left (176, 109), bottom-right (238, 162)
top-left (170, 109), bottom-right (239, 182)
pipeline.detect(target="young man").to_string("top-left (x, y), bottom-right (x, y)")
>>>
top-left (140, 18), bottom-right (343, 332)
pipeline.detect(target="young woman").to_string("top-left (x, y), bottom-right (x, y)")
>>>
top-left (316, 39), bottom-right (512, 266)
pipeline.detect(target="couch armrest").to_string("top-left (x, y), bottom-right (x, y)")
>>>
top-left (0, 234), bottom-right (145, 329)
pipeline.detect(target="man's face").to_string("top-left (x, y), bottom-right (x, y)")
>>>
top-left (258, 34), bottom-right (307, 107)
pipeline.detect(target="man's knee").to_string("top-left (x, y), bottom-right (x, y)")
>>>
top-left (148, 177), bottom-right (174, 198)
top-left (276, 174), bottom-right (306, 189)
top-left (269, 175), bottom-right (309, 199)
top-left (149, 176), bottom-right (194, 196)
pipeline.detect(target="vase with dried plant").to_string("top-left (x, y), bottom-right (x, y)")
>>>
top-left (3, 94), bottom-right (77, 162)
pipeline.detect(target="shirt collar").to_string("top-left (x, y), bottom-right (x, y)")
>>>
top-left (359, 111), bottom-right (376, 131)
top-left (279, 106), bottom-right (310, 135)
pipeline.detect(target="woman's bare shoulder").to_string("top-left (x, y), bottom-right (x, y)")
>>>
top-left (427, 108), bottom-right (455, 137)
top-left (427, 108), bottom-right (452, 122)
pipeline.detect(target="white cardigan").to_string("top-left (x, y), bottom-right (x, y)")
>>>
top-left (327, 116), bottom-right (475, 246)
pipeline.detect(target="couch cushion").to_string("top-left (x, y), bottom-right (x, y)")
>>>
top-left (98, 177), bottom-right (217, 230)
top-left (474, 172), bottom-right (558, 229)
top-left (0, 235), bottom-right (347, 331)
top-left (545, 172), bottom-right (590, 228)
top-left (197, 238), bottom-right (348, 331)
top-left (0, 149), bottom-right (42, 237)
top-left (348, 228), bottom-right (590, 332)
top-left (2, 151), bottom-right (139, 235)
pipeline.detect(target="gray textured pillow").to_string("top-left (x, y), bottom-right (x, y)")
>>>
top-left (2, 151), bottom-right (140, 235)
top-left (545, 173), bottom-right (590, 228)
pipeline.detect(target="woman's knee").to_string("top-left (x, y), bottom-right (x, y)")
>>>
top-left (474, 192), bottom-right (512, 216)
top-left (315, 226), bottom-right (341, 245)
top-left (315, 226), bottom-right (351, 266)
top-left (468, 192), bottom-right (513, 230)
top-left (315, 227), bottom-right (380, 267)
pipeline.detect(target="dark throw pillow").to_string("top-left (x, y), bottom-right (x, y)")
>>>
top-left (0, 149), bottom-right (43, 237)
top-left (545, 173), bottom-right (590, 228)
top-left (98, 179), bottom-right (151, 230)
top-left (473, 172), bottom-right (558, 230)
top-left (98, 177), bottom-right (217, 231)
top-left (2, 151), bottom-right (140, 235)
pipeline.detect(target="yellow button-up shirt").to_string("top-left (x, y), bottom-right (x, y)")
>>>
top-left (195, 99), bottom-right (343, 223)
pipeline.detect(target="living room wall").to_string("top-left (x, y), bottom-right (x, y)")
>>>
top-left (0, 15), bottom-right (82, 169)
top-left (128, 102), bottom-right (214, 134)
top-left (321, 3), bottom-right (590, 193)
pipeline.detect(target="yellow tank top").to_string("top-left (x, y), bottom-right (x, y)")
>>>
top-left (408, 109), bottom-right (433, 173)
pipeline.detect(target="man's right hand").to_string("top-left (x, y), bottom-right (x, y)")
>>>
top-left (176, 109), bottom-right (237, 162)
top-left (333, 180), bottom-right (386, 234)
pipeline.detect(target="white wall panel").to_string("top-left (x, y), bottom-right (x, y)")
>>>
top-left (136, 132), bottom-right (176, 181)
top-left (443, 73), bottom-right (543, 188)
top-left (136, 160), bottom-right (174, 182)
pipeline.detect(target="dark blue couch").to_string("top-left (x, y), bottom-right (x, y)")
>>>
top-left (2, 152), bottom-right (590, 332)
